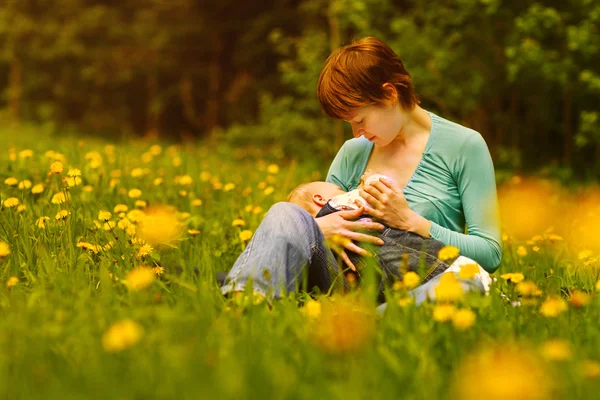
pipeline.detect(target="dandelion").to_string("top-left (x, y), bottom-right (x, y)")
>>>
top-left (76, 241), bottom-right (101, 254)
top-left (102, 319), bottom-right (144, 353)
top-left (452, 308), bottom-right (476, 331)
top-left (252, 206), bottom-right (263, 215)
top-left (541, 339), bottom-right (572, 361)
top-left (130, 168), bottom-right (145, 178)
top-left (438, 245), bottom-right (460, 261)
top-left (98, 210), bottom-right (112, 221)
top-left (3, 197), bottom-right (19, 208)
top-left (31, 184), bottom-right (44, 194)
top-left (51, 192), bottom-right (68, 204)
top-left (569, 290), bottom-right (591, 308)
top-left (434, 273), bottom-right (464, 302)
top-left (6, 276), bottom-right (19, 288)
top-left (397, 297), bottom-right (413, 307)
top-left (128, 189), bottom-right (142, 199)
top-left (137, 207), bottom-right (183, 246)
top-left (516, 246), bottom-right (528, 257)
top-left (432, 304), bottom-right (457, 322)
top-left (540, 296), bottom-right (568, 318)
top-left (239, 230), bottom-right (253, 242)
top-left (580, 360), bottom-right (600, 379)
top-left (192, 199), bottom-right (203, 207)
top-left (64, 176), bottom-right (82, 187)
top-left (18, 180), bottom-right (32, 190)
top-left (113, 204), bottom-right (128, 213)
top-left (224, 183), bottom-right (236, 192)
top-left (16, 205), bottom-right (26, 213)
top-left (4, 177), bottom-right (18, 186)
top-left (267, 164), bottom-right (279, 174)
top-left (0, 241), bottom-right (11, 257)
top-left (125, 266), bottom-right (155, 291)
top-left (403, 271), bottom-right (420, 289)
top-left (149, 144), bottom-right (162, 156)
top-left (516, 281), bottom-right (542, 297)
top-left (153, 178), bottom-right (163, 186)
top-left (172, 156), bottom-right (182, 167)
top-left (232, 219), bottom-right (246, 227)
top-left (200, 171), bottom-right (211, 182)
top-left (67, 168), bottom-right (81, 177)
top-left (303, 300), bottom-right (322, 319)
top-left (135, 200), bottom-right (147, 209)
top-left (458, 263), bottom-right (480, 280)
top-left (245, 205), bottom-right (254, 212)
top-left (55, 210), bottom-right (70, 221)
top-left (188, 229), bottom-right (200, 236)
top-left (127, 209), bottom-right (145, 223)
top-left (50, 161), bottom-right (64, 174)
top-left (136, 244), bottom-right (154, 259)
top-left (18, 149), bottom-right (33, 159)
top-left (36, 216), bottom-right (50, 229)
top-left (500, 272), bottom-right (525, 283)
top-left (178, 175), bottom-right (194, 186)
top-left (152, 266), bottom-right (165, 276)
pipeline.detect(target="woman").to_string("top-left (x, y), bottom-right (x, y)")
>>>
top-left (221, 36), bottom-right (502, 300)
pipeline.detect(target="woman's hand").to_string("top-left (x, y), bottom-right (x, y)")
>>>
top-left (360, 177), bottom-right (432, 237)
top-left (315, 207), bottom-right (385, 271)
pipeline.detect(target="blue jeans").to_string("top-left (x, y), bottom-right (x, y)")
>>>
top-left (221, 202), bottom-right (486, 303)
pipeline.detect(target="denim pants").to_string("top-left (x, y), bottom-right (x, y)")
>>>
top-left (220, 202), bottom-right (487, 303)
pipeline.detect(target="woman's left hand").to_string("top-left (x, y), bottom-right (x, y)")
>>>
top-left (360, 177), bottom-right (431, 237)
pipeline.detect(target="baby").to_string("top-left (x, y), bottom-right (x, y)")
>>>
top-left (287, 174), bottom-right (453, 288)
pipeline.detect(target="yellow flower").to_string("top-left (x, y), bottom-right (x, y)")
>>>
top-left (540, 339), bottom-right (572, 361)
top-left (500, 273), bottom-right (525, 283)
top-left (267, 164), bottom-right (279, 174)
top-left (36, 216), bottom-right (50, 229)
top-left (264, 186), bottom-right (275, 195)
top-left (192, 199), bottom-right (203, 207)
top-left (128, 189), bottom-right (142, 199)
top-left (403, 271), bottom-right (420, 289)
top-left (130, 168), bottom-right (145, 178)
top-left (232, 219), bottom-right (246, 227)
top-left (18, 149), bottom-right (33, 159)
top-left (200, 171), bottom-right (211, 182)
top-left (98, 210), bottom-right (112, 221)
top-left (17, 204), bottom-right (26, 213)
top-left (0, 241), bottom-right (11, 257)
top-left (135, 200), bottom-right (147, 209)
top-left (579, 250), bottom-right (594, 261)
top-left (438, 245), bottom-right (460, 261)
top-left (252, 206), bottom-right (263, 215)
top-left (102, 319), bottom-right (144, 353)
top-left (516, 281), bottom-right (542, 297)
top-left (153, 266), bottom-right (165, 276)
top-left (569, 290), bottom-right (591, 308)
top-left (55, 210), bottom-right (70, 220)
top-left (177, 175), bottom-right (193, 186)
top-left (51, 192), bottom-right (68, 204)
top-left (224, 183), bottom-right (236, 192)
top-left (434, 273), bottom-right (464, 302)
top-left (596, 280), bottom-right (600, 292)
top-left (516, 246), bottom-right (528, 257)
top-left (580, 360), bottom-right (600, 379)
top-left (432, 304), bottom-right (457, 322)
top-left (4, 177), bottom-right (18, 186)
top-left (113, 204), bottom-right (128, 213)
top-left (64, 176), bottom-right (82, 187)
top-left (245, 205), bottom-right (253, 212)
top-left (397, 297), bottom-right (414, 307)
top-left (50, 161), bottom-right (64, 174)
top-left (540, 296), bottom-right (568, 318)
top-left (257, 181), bottom-right (267, 190)
top-left (452, 308), bottom-right (476, 331)
top-left (76, 241), bottom-right (101, 254)
top-left (239, 230), bottom-right (253, 242)
top-left (149, 144), bottom-right (162, 156)
top-left (3, 197), bottom-right (19, 208)
top-left (18, 180), bottom-right (32, 190)
top-left (137, 207), bottom-right (183, 246)
top-left (458, 263), bottom-right (480, 280)
top-left (153, 177), bottom-right (163, 186)
top-left (67, 168), bottom-right (81, 177)
top-left (126, 209), bottom-right (145, 223)
top-left (6, 276), bottom-right (19, 288)
top-left (136, 243), bottom-right (154, 259)
top-left (125, 267), bottom-right (155, 291)
top-left (31, 184), bottom-right (44, 194)
top-left (451, 344), bottom-right (552, 400)
top-left (303, 300), bottom-right (322, 319)
top-left (188, 229), bottom-right (200, 236)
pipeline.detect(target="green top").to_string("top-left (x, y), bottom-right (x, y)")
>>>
top-left (326, 111), bottom-right (502, 273)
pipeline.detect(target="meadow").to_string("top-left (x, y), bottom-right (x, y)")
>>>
top-left (1, 128), bottom-right (600, 400)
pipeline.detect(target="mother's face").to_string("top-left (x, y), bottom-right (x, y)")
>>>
top-left (345, 101), bottom-right (405, 147)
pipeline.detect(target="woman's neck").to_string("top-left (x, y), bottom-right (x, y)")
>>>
top-left (392, 105), bottom-right (432, 146)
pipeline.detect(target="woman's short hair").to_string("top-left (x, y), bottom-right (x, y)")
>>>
top-left (317, 36), bottom-right (419, 119)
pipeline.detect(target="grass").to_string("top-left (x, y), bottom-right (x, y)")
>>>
top-left (0, 130), bottom-right (599, 399)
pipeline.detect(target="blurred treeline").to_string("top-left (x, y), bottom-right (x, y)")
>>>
top-left (1, 0), bottom-right (599, 177)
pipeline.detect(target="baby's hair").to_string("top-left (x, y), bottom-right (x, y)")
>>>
top-left (287, 182), bottom-right (313, 205)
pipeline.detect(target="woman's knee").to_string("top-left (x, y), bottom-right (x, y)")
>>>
top-left (266, 202), bottom-right (315, 226)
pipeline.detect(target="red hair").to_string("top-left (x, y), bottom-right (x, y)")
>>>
top-left (317, 37), bottom-right (419, 119)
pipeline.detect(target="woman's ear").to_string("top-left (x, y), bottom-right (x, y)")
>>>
top-left (313, 194), bottom-right (328, 207)
top-left (381, 83), bottom-right (398, 103)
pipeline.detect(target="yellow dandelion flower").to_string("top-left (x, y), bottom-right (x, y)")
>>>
top-left (264, 186), bottom-right (275, 196)
top-left (532, 245), bottom-right (540, 253)
top-left (569, 290), bottom-right (591, 308)
top-left (500, 272), bottom-right (525, 283)
top-left (4, 177), bottom-right (18, 186)
top-left (51, 192), bottom-right (68, 204)
top-left (178, 175), bottom-right (194, 186)
top-left (3, 197), bottom-right (19, 208)
top-left (452, 308), bottom-right (476, 331)
top-left (392, 281), bottom-right (404, 291)
top-left (432, 304), bottom-right (457, 322)
top-left (239, 230), bottom-right (253, 242)
top-left (540, 296), bottom-right (568, 318)
top-left (50, 161), bottom-right (64, 174)
top-left (438, 245), bottom-right (460, 261)
top-left (435, 273), bottom-right (464, 303)
top-left (149, 144), bottom-right (162, 156)
top-left (252, 206), bottom-right (263, 215)
top-left (130, 168), bottom-right (145, 178)
top-left (0, 241), bottom-right (11, 257)
top-left (55, 210), bottom-right (70, 221)
top-left (103, 221), bottom-right (116, 231)
top-left (172, 156), bottom-right (182, 167)
top-left (188, 229), bottom-right (200, 236)
top-left (540, 339), bottom-right (572, 361)
top-left (6, 276), bottom-right (19, 288)
top-left (403, 271), bottom-right (420, 289)
top-left (153, 266), bottom-right (165, 276)
top-left (128, 189), bottom-right (142, 199)
top-left (516, 281), bottom-right (542, 297)
top-left (113, 204), bottom-right (128, 213)
top-left (458, 263), bottom-right (480, 280)
top-left (580, 360), bottom-right (600, 379)
top-left (98, 210), bottom-right (112, 221)
top-left (31, 184), bottom-right (44, 194)
top-left (102, 319), bottom-right (144, 353)
top-left (245, 205), bottom-right (253, 212)
top-left (126, 225), bottom-right (136, 236)
top-left (267, 164), bottom-right (279, 174)
top-left (18, 180), bottom-right (32, 190)
top-left (191, 199), bottom-right (203, 207)
top-left (18, 149), bottom-right (33, 159)
top-left (397, 297), bottom-right (414, 308)
top-left (135, 200), bottom-right (147, 209)
top-left (303, 300), bottom-right (322, 319)
top-left (232, 219), bottom-right (246, 227)
top-left (224, 183), bottom-right (236, 192)
top-left (137, 207), bottom-right (183, 246)
top-left (136, 244), bottom-right (154, 259)
top-left (125, 267), bottom-right (155, 291)
top-left (16, 204), bottom-right (26, 213)
top-left (67, 168), bottom-right (81, 177)
top-left (126, 209), bottom-right (145, 223)
top-left (200, 171), bottom-right (211, 182)
top-left (516, 246), bottom-right (528, 257)
top-left (76, 241), bottom-right (101, 254)
top-left (178, 190), bottom-right (187, 198)
top-left (63, 176), bottom-right (82, 187)
top-left (36, 216), bottom-right (50, 229)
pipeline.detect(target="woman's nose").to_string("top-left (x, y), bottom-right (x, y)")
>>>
top-left (351, 125), bottom-right (362, 138)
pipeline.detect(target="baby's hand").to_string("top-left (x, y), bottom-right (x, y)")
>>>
top-left (359, 169), bottom-right (374, 188)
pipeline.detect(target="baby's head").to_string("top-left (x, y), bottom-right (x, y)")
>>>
top-left (287, 181), bottom-right (345, 216)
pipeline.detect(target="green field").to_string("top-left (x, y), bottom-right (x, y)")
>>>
top-left (1, 130), bottom-right (600, 400)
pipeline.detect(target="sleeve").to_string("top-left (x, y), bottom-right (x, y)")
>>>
top-left (326, 142), bottom-right (351, 192)
top-left (429, 134), bottom-right (503, 273)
